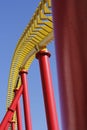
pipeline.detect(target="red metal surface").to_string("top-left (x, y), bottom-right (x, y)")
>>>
top-left (51, 0), bottom-right (87, 130)
top-left (15, 89), bottom-right (22, 130)
top-left (11, 121), bottom-right (15, 130)
top-left (5, 122), bottom-right (10, 130)
top-left (36, 49), bottom-right (59, 130)
top-left (0, 85), bottom-right (23, 130)
top-left (19, 70), bottom-right (32, 130)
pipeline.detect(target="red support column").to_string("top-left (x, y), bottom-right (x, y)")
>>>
top-left (36, 48), bottom-right (59, 130)
top-left (51, 0), bottom-right (87, 130)
top-left (11, 121), bottom-right (15, 130)
top-left (15, 89), bottom-right (22, 130)
top-left (19, 70), bottom-right (32, 130)
top-left (0, 85), bottom-right (23, 130)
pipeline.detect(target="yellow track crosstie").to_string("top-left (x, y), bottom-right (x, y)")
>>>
top-left (6, 0), bottom-right (54, 123)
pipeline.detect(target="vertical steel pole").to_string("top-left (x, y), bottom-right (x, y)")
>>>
top-left (51, 0), bottom-right (87, 130)
top-left (36, 48), bottom-right (59, 130)
top-left (19, 70), bottom-right (32, 130)
top-left (11, 121), bottom-right (15, 130)
top-left (15, 89), bottom-right (22, 130)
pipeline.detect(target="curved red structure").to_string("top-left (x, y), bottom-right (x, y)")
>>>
top-left (51, 0), bottom-right (87, 130)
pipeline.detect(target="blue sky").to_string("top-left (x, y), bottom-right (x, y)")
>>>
top-left (0, 1), bottom-right (61, 129)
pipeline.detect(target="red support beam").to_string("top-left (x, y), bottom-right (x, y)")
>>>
top-left (5, 122), bottom-right (10, 130)
top-left (0, 85), bottom-right (23, 130)
top-left (16, 99), bottom-right (22, 130)
top-left (11, 121), bottom-right (15, 130)
top-left (15, 89), bottom-right (22, 130)
top-left (19, 70), bottom-right (32, 130)
top-left (51, 0), bottom-right (87, 130)
top-left (36, 48), bottom-right (59, 130)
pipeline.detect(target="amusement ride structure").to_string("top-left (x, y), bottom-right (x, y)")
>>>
top-left (0, 0), bottom-right (58, 129)
top-left (0, 0), bottom-right (87, 130)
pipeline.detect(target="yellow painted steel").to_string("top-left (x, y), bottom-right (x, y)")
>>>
top-left (6, 0), bottom-right (54, 126)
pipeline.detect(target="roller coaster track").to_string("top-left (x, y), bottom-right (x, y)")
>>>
top-left (6, 0), bottom-right (54, 123)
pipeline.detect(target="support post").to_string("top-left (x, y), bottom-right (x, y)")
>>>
top-left (36, 48), bottom-right (59, 130)
top-left (51, 0), bottom-right (87, 130)
top-left (0, 85), bottom-right (23, 130)
top-left (11, 121), bottom-right (15, 130)
top-left (15, 89), bottom-right (22, 130)
top-left (19, 70), bottom-right (32, 130)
